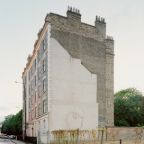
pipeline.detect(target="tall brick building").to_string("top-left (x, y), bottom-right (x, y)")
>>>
top-left (22, 7), bottom-right (114, 143)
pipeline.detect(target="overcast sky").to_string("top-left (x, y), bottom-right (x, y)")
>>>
top-left (0, 0), bottom-right (144, 120)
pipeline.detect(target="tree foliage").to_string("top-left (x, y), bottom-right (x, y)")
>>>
top-left (114, 88), bottom-right (144, 126)
top-left (1, 110), bottom-right (22, 135)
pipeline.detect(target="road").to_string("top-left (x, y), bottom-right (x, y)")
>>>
top-left (0, 138), bottom-right (14, 144)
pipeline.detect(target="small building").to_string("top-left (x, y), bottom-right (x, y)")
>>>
top-left (22, 7), bottom-right (114, 143)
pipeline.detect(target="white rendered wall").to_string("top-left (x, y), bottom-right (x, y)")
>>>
top-left (36, 115), bottom-right (48, 144)
top-left (48, 38), bottom-right (98, 131)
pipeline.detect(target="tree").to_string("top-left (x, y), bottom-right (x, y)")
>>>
top-left (1, 110), bottom-right (22, 135)
top-left (1, 115), bottom-right (14, 134)
top-left (114, 88), bottom-right (144, 126)
top-left (15, 110), bottom-right (22, 134)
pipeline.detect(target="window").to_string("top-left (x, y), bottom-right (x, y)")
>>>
top-left (43, 39), bottom-right (46, 51)
top-left (43, 79), bottom-right (46, 93)
top-left (30, 68), bottom-right (33, 77)
top-left (28, 71), bottom-right (31, 81)
top-left (38, 85), bottom-right (41, 98)
top-left (29, 112), bottom-right (31, 121)
top-left (31, 109), bottom-right (34, 120)
top-left (35, 76), bottom-right (37, 86)
top-left (24, 76), bottom-right (27, 84)
top-left (29, 85), bottom-right (31, 96)
top-left (39, 121), bottom-right (41, 129)
top-left (42, 59), bottom-right (46, 72)
top-left (38, 67), bottom-right (40, 80)
top-left (35, 91), bottom-right (37, 102)
top-left (35, 107), bottom-right (37, 118)
top-left (31, 81), bottom-right (33, 91)
top-left (43, 100), bottom-right (46, 113)
top-left (37, 50), bottom-right (40, 61)
top-left (35, 59), bottom-right (37, 69)
top-left (31, 96), bottom-right (33, 105)
top-left (43, 119), bottom-right (46, 129)
top-left (29, 98), bottom-right (31, 109)
top-left (38, 103), bottom-right (41, 116)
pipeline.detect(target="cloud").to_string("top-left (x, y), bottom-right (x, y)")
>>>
top-left (0, 106), bottom-right (9, 111)
top-left (0, 106), bottom-right (13, 118)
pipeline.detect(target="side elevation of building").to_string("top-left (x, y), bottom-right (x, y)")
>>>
top-left (22, 7), bottom-right (114, 143)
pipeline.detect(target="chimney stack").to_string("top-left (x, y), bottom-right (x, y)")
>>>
top-left (95, 15), bottom-right (106, 39)
top-left (67, 6), bottom-right (81, 22)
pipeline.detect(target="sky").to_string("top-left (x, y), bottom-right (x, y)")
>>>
top-left (0, 0), bottom-right (144, 121)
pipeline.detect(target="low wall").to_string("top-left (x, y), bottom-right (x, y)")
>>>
top-left (106, 127), bottom-right (144, 144)
top-left (49, 127), bottom-right (144, 144)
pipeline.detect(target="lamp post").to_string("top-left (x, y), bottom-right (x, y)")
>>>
top-left (15, 81), bottom-right (27, 141)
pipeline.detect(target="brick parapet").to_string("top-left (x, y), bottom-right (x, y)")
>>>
top-left (45, 13), bottom-right (104, 41)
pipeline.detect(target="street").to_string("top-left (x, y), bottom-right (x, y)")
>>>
top-left (0, 138), bottom-right (14, 144)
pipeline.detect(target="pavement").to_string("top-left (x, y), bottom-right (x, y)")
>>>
top-left (0, 138), bottom-right (15, 144)
top-left (11, 139), bottom-right (32, 144)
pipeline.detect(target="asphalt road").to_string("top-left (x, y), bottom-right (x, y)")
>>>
top-left (0, 138), bottom-right (14, 144)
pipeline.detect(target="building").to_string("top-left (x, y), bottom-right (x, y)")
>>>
top-left (22, 7), bottom-right (114, 143)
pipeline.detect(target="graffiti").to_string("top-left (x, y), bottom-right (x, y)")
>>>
top-left (65, 111), bottom-right (84, 129)
top-left (134, 128), bottom-right (143, 144)
top-left (49, 127), bottom-right (144, 144)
